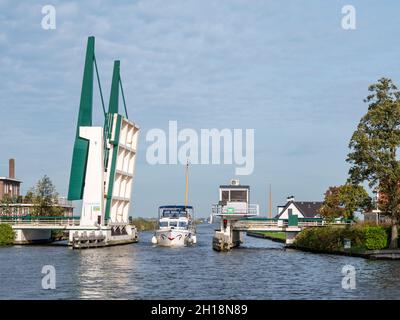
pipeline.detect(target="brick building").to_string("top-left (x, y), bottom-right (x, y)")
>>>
top-left (0, 159), bottom-right (73, 217)
top-left (0, 159), bottom-right (21, 200)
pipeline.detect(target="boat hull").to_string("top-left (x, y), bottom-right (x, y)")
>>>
top-left (154, 229), bottom-right (195, 247)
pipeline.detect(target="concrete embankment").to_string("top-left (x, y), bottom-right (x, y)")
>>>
top-left (285, 244), bottom-right (400, 260)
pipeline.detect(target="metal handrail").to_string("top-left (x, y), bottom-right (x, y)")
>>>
top-left (212, 204), bottom-right (259, 215)
top-left (0, 215), bottom-right (79, 220)
top-left (235, 217), bottom-right (351, 229)
top-left (0, 218), bottom-right (80, 226)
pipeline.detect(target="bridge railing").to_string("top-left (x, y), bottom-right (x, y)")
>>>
top-left (233, 218), bottom-right (286, 230)
top-left (235, 217), bottom-right (351, 230)
top-left (212, 204), bottom-right (259, 216)
top-left (297, 218), bottom-right (324, 227)
top-left (0, 215), bottom-right (80, 226)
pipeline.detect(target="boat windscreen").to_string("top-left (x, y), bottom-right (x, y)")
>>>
top-left (169, 220), bottom-right (178, 227)
top-left (179, 221), bottom-right (188, 228)
top-left (159, 221), bottom-right (168, 228)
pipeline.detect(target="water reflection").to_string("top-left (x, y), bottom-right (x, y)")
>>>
top-left (355, 260), bottom-right (400, 298)
top-left (0, 224), bottom-right (400, 299)
top-left (76, 246), bottom-right (139, 299)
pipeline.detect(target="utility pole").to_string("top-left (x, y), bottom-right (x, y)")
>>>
top-left (269, 184), bottom-right (272, 218)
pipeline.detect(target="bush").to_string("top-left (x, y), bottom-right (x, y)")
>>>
top-left (363, 226), bottom-right (387, 250)
top-left (294, 225), bottom-right (388, 252)
top-left (295, 227), bottom-right (353, 251)
top-left (0, 224), bottom-right (15, 246)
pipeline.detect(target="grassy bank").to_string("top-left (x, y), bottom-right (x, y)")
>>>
top-left (293, 224), bottom-right (390, 254)
top-left (247, 231), bottom-right (286, 242)
top-left (0, 224), bottom-right (15, 246)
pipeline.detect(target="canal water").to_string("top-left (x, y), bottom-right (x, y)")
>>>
top-left (1, 223), bottom-right (400, 299)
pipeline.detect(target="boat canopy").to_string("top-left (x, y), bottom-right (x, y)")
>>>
top-left (158, 205), bottom-right (193, 218)
top-left (159, 205), bottom-right (193, 209)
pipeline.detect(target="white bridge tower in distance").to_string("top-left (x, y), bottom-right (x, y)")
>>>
top-left (212, 179), bottom-right (259, 251)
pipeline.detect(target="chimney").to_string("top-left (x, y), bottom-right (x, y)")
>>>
top-left (287, 195), bottom-right (295, 202)
top-left (9, 158), bottom-right (15, 179)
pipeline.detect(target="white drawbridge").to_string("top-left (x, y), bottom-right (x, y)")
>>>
top-left (67, 37), bottom-right (140, 248)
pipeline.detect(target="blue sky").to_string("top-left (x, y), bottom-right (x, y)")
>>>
top-left (1, 0), bottom-right (400, 218)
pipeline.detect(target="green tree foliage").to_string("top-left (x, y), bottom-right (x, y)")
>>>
top-left (24, 190), bottom-right (34, 204)
top-left (319, 184), bottom-right (371, 221)
top-left (363, 226), bottom-right (387, 250)
top-left (0, 194), bottom-right (18, 215)
top-left (29, 175), bottom-right (64, 216)
top-left (130, 218), bottom-right (157, 231)
top-left (0, 224), bottom-right (15, 246)
top-left (347, 77), bottom-right (400, 248)
top-left (294, 227), bottom-right (364, 252)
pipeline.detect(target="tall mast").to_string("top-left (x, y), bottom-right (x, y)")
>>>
top-left (185, 160), bottom-right (189, 207)
top-left (269, 184), bottom-right (272, 218)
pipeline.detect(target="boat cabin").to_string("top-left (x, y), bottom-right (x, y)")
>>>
top-left (158, 205), bottom-right (194, 230)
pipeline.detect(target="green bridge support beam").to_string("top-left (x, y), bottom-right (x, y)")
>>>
top-left (104, 60), bottom-right (122, 222)
top-left (68, 36), bottom-right (95, 200)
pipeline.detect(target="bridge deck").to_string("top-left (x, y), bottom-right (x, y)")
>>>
top-left (232, 218), bottom-right (349, 231)
top-left (0, 217), bottom-right (80, 230)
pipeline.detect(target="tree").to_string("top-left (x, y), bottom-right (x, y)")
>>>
top-left (0, 224), bottom-right (15, 245)
top-left (24, 190), bottom-right (34, 204)
top-left (347, 77), bottom-right (400, 248)
top-left (319, 184), bottom-right (371, 221)
top-left (29, 175), bottom-right (64, 216)
top-left (0, 194), bottom-right (17, 216)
